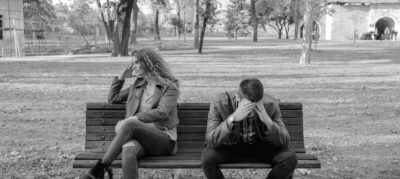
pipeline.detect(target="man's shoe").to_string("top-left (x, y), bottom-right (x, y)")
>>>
top-left (80, 160), bottom-right (113, 179)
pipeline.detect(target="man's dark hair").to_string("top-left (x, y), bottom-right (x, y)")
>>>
top-left (239, 78), bottom-right (264, 102)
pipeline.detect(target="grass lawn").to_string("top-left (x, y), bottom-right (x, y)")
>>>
top-left (0, 38), bottom-right (399, 178)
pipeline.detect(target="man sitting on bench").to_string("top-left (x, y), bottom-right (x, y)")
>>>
top-left (201, 78), bottom-right (298, 179)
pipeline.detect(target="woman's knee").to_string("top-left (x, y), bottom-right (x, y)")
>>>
top-left (122, 141), bottom-right (141, 160)
top-left (117, 118), bottom-right (143, 133)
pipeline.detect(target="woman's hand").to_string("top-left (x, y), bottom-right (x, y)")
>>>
top-left (118, 63), bottom-right (135, 80)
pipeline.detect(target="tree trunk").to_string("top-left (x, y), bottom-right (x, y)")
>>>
top-left (177, 12), bottom-right (181, 38)
top-left (174, 26), bottom-right (177, 37)
top-left (294, 20), bottom-right (300, 40)
top-left (109, 21), bottom-right (114, 46)
top-left (275, 20), bottom-right (283, 39)
top-left (285, 19), bottom-right (290, 39)
top-left (183, 10), bottom-right (187, 42)
top-left (154, 8), bottom-right (161, 41)
top-left (199, 0), bottom-right (211, 54)
top-left (95, 0), bottom-right (112, 41)
top-left (199, 17), bottom-right (208, 54)
top-left (235, 29), bottom-right (238, 40)
top-left (176, 0), bottom-right (181, 38)
top-left (293, 0), bottom-right (300, 40)
top-left (300, 0), bottom-right (313, 65)
top-left (112, 24), bottom-right (120, 56)
top-left (285, 30), bottom-right (289, 39)
top-left (119, 0), bottom-right (134, 56)
top-left (130, 0), bottom-right (139, 44)
top-left (250, 0), bottom-right (258, 42)
top-left (193, 0), bottom-right (200, 48)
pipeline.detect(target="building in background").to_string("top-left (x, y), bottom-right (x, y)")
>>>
top-left (313, 0), bottom-right (400, 41)
top-left (0, 0), bottom-right (24, 57)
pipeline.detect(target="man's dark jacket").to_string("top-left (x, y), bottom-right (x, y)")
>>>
top-left (205, 91), bottom-right (290, 149)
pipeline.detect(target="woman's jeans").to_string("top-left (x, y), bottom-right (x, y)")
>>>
top-left (101, 118), bottom-right (175, 179)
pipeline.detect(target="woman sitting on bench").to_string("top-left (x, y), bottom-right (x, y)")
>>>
top-left (80, 48), bottom-right (180, 179)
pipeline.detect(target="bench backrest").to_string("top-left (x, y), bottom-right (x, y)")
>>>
top-left (85, 102), bottom-right (305, 153)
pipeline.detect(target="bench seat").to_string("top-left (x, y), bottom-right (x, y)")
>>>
top-left (73, 102), bottom-right (321, 169)
top-left (74, 152), bottom-right (321, 168)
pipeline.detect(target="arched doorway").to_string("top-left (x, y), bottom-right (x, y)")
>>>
top-left (374, 17), bottom-right (395, 40)
top-left (300, 21), bottom-right (319, 40)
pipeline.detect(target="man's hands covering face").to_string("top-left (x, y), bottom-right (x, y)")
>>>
top-left (231, 98), bottom-right (255, 122)
top-left (254, 100), bottom-right (273, 128)
top-left (230, 99), bottom-right (272, 127)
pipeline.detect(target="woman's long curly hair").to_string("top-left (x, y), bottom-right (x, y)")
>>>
top-left (131, 48), bottom-right (176, 87)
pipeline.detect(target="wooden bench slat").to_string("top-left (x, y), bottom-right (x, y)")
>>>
top-left (175, 132), bottom-right (303, 141)
top-left (86, 125), bottom-right (303, 134)
top-left (82, 147), bottom-right (306, 153)
top-left (219, 160), bottom-right (321, 169)
top-left (177, 147), bottom-right (306, 153)
top-left (86, 117), bottom-right (303, 126)
top-left (84, 141), bottom-right (305, 150)
top-left (81, 147), bottom-right (306, 154)
top-left (278, 102), bottom-right (302, 110)
top-left (86, 132), bottom-right (305, 141)
top-left (86, 110), bottom-right (302, 118)
top-left (75, 152), bottom-right (318, 161)
top-left (177, 125), bottom-right (302, 133)
top-left (86, 102), bottom-right (303, 110)
top-left (73, 159), bottom-right (320, 169)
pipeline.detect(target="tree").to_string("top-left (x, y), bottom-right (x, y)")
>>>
top-left (291, 0), bottom-right (329, 40)
top-left (299, 0), bottom-right (312, 65)
top-left (258, 0), bottom-right (293, 39)
top-left (130, 0), bottom-right (139, 44)
top-left (290, 0), bottom-right (302, 40)
top-left (95, 0), bottom-right (134, 56)
top-left (198, 0), bottom-right (219, 54)
top-left (255, 0), bottom-right (274, 33)
top-left (23, 0), bottom-right (56, 33)
top-left (170, 17), bottom-right (183, 37)
top-left (117, 0), bottom-right (134, 56)
top-left (224, 0), bottom-right (248, 40)
top-left (180, 0), bottom-right (194, 42)
top-left (174, 0), bottom-right (182, 38)
top-left (171, 0), bottom-right (193, 41)
top-left (23, 0), bottom-right (56, 23)
top-left (67, 0), bottom-right (98, 46)
top-left (55, 1), bottom-right (94, 47)
top-left (193, 0), bottom-right (200, 48)
top-left (150, 0), bottom-right (168, 42)
top-left (249, 0), bottom-right (259, 42)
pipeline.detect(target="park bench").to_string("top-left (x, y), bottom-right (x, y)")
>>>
top-left (73, 102), bottom-right (321, 170)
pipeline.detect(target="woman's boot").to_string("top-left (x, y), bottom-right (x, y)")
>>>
top-left (80, 160), bottom-right (113, 179)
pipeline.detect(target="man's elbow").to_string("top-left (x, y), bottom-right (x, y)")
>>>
top-left (205, 140), bottom-right (218, 149)
top-left (270, 129), bottom-right (290, 148)
top-left (108, 98), bottom-right (116, 104)
top-left (205, 135), bottom-right (218, 149)
top-left (272, 139), bottom-right (289, 149)
top-left (108, 98), bottom-right (118, 104)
